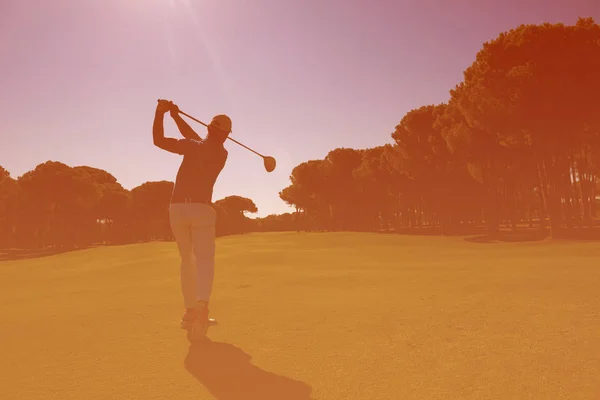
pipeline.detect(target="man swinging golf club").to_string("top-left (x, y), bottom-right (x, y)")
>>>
top-left (152, 99), bottom-right (230, 334)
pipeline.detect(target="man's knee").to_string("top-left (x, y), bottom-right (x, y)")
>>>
top-left (194, 253), bottom-right (215, 268)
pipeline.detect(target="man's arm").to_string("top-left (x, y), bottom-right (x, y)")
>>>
top-left (153, 106), bottom-right (190, 155)
top-left (170, 111), bottom-right (202, 141)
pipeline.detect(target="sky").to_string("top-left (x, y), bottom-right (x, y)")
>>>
top-left (0, 0), bottom-right (598, 217)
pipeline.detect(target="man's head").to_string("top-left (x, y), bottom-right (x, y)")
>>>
top-left (206, 114), bottom-right (232, 144)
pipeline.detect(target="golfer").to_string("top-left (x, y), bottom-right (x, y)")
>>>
top-left (152, 99), bottom-right (230, 330)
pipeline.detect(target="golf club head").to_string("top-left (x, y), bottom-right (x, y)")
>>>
top-left (263, 156), bottom-right (276, 173)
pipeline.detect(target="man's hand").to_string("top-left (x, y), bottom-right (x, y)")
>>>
top-left (169, 102), bottom-right (180, 118)
top-left (156, 99), bottom-right (174, 114)
top-left (168, 102), bottom-right (202, 141)
top-left (153, 99), bottom-right (191, 154)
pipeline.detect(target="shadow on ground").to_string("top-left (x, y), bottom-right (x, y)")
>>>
top-left (184, 341), bottom-right (314, 400)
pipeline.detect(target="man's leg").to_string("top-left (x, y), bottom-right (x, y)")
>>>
top-left (189, 204), bottom-right (217, 318)
top-left (169, 204), bottom-right (196, 311)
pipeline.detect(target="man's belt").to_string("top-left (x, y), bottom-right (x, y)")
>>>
top-left (171, 196), bottom-right (210, 204)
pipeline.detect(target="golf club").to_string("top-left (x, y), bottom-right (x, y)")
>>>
top-left (158, 100), bottom-right (276, 173)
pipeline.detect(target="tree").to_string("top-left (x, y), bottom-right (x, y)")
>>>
top-left (392, 105), bottom-right (456, 229)
top-left (75, 166), bottom-right (132, 243)
top-left (352, 145), bottom-right (403, 231)
top-left (16, 161), bottom-right (102, 248)
top-left (254, 213), bottom-right (297, 232)
top-left (323, 148), bottom-right (364, 230)
top-left (214, 195), bottom-right (258, 235)
top-left (130, 181), bottom-right (174, 241)
top-left (449, 17), bottom-right (600, 236)
top-left (283, 160), bottom-right (331, 231)
top-left (279, 185), bottom-right (312, 231)
top-left (0, 166), bottom-right (19, 248)
top-left (279, 184), bottom-right (309, 213)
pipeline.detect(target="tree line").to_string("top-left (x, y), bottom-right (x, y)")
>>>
top-left (277, 18), bottom-right (600, 238)
top-left (0, 162), bottom-right (259, 250)
top-left (2, 18), bottom-right (600, 251)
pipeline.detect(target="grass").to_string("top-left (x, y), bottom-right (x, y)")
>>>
top-left (1, 232), bottom-right (600, 399)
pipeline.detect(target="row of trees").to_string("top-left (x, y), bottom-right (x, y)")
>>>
top-left (2, 18), bottom-right (599, 250)
top-left (277, 18), bottom-right (600, 238)
top-left (0, 162), bottom-right (258, 249)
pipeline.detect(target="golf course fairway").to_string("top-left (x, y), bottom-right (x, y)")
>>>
top-left (1, 232), bottom-right (599, 399)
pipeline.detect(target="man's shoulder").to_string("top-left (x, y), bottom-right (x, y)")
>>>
top-left (186, 138), bottom-right (204, 146)
top-left (194, 139), bottom-right (228, 160)
top-left (204, 140), bottom-right (228, 156)
top-left (183, 138), bottom-right (212, 150)
top-left (177, 138), bottom-right (203, 148)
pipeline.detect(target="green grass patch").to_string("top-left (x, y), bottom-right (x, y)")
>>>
top-left (1, 232), bottom-right (599, 399)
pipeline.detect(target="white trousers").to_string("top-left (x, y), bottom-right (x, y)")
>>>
top-left (169, 202), bottom-right (217, 309)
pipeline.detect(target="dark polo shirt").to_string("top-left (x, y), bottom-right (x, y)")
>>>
top-left (169, 138), bottom-right (228, 205)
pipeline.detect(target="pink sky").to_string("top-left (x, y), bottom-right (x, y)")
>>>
top-left (1, 0), bottom-right (597, 217)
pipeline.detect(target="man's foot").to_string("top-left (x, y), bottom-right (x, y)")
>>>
top-left (181, 301), bottom-right (209, 329)
top-left (180, 308), bottom-right (197, 329)
top-left (185, 301), bottom-right (212, 342)
top-left (193, 301), bottom-right (209, 325)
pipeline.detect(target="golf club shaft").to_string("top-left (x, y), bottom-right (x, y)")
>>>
top-left (177, 110), bottom-right (266, 159)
